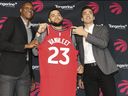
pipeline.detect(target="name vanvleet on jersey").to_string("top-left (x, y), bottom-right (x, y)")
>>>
top-left (48, 37), bottom-right (71, 46)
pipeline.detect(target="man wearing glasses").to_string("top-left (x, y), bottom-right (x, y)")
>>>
top-left (0, 2), bottom-right (37, 96)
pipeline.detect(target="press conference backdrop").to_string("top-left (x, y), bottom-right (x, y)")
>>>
top-left (0, 0), bottom-right (128, 96)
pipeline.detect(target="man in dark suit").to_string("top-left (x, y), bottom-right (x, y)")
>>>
top-left (0, 2), bottom-right (38, 96)
top-left (73, 6), bottom-right (118, 96)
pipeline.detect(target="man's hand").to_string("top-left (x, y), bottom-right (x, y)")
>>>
top-left (77, 64), bottom-right (84, 74)
top-left (72, 26), bottom-right (88, 37)
top-left (78, 79), bottom-right (84, 89)
top-left (25, 39), bottom-right (39, 49)
top-left (37, 23), bottom-right (48, 33)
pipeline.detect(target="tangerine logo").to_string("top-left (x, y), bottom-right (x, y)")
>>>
top-left (108, 24), bottom-right (127, 30)
top-left (118, 80), bottom-right (128, 95)
top-left (0, 2), bottom-right (17, 8)
top-left (87, 2), bottom-right (99, 14)
top-left (32, 0), bottom-right (43, 12)
top-left (55, 5), bottom-right (75, 10)
top-left (96, 24), bottom-right (104, 26)
top-left (114, 39), bottom-right (127, 53)
top-left (32, 65), bottom-right (39, 70)
top-left (30, 82), bottom-right (40, 96)
top-left (0, 17), bottom-right (8, 30)
top-left (109, 2), bottom-right (122, 15)
top-left (117, 64), bottom-right (128, 69)
top-left (62, 19), bottom-right (73, 29)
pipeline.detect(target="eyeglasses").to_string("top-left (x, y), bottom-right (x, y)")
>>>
top-left (23, 7), bottom-right (34, 13)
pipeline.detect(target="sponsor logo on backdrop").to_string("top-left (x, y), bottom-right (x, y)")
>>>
top-left (0, 2), bottom-right (17, 8)
top-left (96, 24), bottom-right (104, 26)
top-left (108, 24), bottom-right (127, 30)
top-left (30, 23), bottom-right (40, 28)
top-left (32, 0), bottom-right (43, 12)
top-left (55, 5), bottom-right (75, 10)
top-left (0, 17), bottom-right (8, 30)
top-left (30, 82), bottom-right (40, 96)
top-left (62, 19), bottom-right (73, 29)
top-left (32, 65), bottom-right (39, 70)
top-left (109, 2), bottom-right (122, 15)
top-left (118, 80), bottom-right (128, 95)
top-left (117, 64), bottom-right (128, 69)
top-left (99, 88), bottom-right (103, 96)
top-left (87, 2), bottom-right (99, 14)
top-left (114, 39), bottom-right (127, 53)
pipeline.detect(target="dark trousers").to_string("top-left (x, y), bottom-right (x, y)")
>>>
top-left (83, 64), bottom-right (117, 96)
top-left (0, 65), bottom-right (31, 96)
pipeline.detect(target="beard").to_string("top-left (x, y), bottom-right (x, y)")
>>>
top-left (49, 20), bottom-right (63, 27)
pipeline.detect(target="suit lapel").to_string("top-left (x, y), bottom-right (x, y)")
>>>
top-left (17, 17), bottom-right (28, 42)
top-left (92, 25), bottom-right (98, 35)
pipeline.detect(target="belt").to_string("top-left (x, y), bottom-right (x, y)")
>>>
top-left (84, 62), bottom-right (97, 67)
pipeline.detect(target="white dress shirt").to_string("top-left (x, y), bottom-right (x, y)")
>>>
top-left (20, 16), bottom-right (32, 43)
top-left (83, 24), bottom-right (96, 64)
top-left (21, 16), bottom-right (32, 61)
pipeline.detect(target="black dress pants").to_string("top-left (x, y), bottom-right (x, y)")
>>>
top-left (83, 64), bottom-right (117, 96)
top-left (0, 65), bottom-right (31, 96)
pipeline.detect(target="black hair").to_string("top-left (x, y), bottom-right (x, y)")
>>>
top-left (48, 7), bottom-right (62, 18)
top-left (20, 1), bottom-right (33, 9)
top-left (81, 6), bottom-right (94, 17)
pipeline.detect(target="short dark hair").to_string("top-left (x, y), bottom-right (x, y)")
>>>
top-left (20, 1), bottom-right (33, 9)
top-left (48, 7), bottom-right (62, 18)
top-left (81, 6), bottom-right (94, 17)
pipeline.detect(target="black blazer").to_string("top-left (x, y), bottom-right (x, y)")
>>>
top-left (0, 17), bottom-right (34, 77)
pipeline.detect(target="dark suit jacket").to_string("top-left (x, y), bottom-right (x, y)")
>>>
top-left (0, 17), bottom-right (34, 77)
top-left (75, 25), bottom-right (118, 75)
